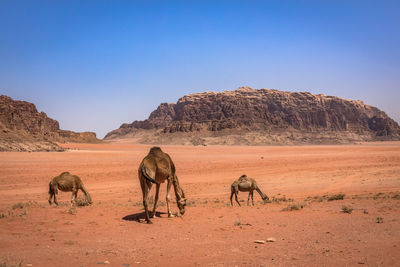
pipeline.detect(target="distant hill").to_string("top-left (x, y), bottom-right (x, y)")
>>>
top-left (0, 95), bottom-right (100, 151)
top-left (104, 87), bottom-right (400, 145)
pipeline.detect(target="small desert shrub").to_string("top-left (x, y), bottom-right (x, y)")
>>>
top-left (0, 213), bottom-right (5, 219)
top-left (12, 203), bottom-right (25, 210)
top-left (68, 207), bottom-right (77, 215)
top-left (341, 205), bottom-right (353, 214)
top-left (392, 194), bottom-right (400, 200)
top-left (328, 194), bottom-right (345, 201)
top-left (186, 200), bottom-right (195, 207)
top-left (0, 259), bottom-right (23, 267)
top-left (282, 202), bottom-right (306, 211)
top-left (75, 196), bottom-right (91, 207)
top-left (18, 209), bottom-right (27, 217)
top-left (304, 196), bottom-right (313, 201)
top-left (376, 217), bottom-right (384, 223)
top-left (305, 195), bottom-right (326, 202)
top-left (373, 192), bottom-right (385, 200)
top-left (272, 196), bottom-right (293, 203)
top-left (234, 220), bottom-right (251, 226)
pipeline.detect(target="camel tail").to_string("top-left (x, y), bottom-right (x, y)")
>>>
top-left (48, 181), bottom-right (57, 195)
top-left (141, 167), bottom-right (159, 185)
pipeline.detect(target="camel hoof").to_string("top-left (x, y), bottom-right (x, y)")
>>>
top-left (146, 220), bottom-right (153, 224)
top-left (168, 214), bottom-right (176, 218)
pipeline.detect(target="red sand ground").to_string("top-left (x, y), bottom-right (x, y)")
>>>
top-left (0, 142), bottom-right (400, 266)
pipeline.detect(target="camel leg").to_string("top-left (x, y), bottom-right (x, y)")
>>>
top-left (230, 191), bottom-right (235, 206)
top-left (166, 178), bottom-right (175, 217)
top-left (53, 192), bottom-right (58, 206)
top-left (70, 188), bottom-right (78, 207)
top-left (151, 183), bottom-right (160, 218)
top-left (48, 193), bottom-right (53, 205)
top-left (247, 192), bottom-right (251, 206)
top-left (251, 191), bottom-right (254, 206)
top-left (142, 183), bottom-right (152, 224)
top-left (234, 192), bottom-right (241, 207)
top-left (139, 170), bottom-right (154, 224)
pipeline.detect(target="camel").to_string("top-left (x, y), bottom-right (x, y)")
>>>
top-left (230, 174), bottom-right (269, 206)
top-left (138, 146), bottom-right (186, 223)
top-left (48, 172), bottom-right (92, 206)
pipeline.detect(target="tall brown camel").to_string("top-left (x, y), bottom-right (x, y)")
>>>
top-left (138, 147), bottom-right (186, 224)
top-left (48, 172), bottom-right (92, 206)
top-left (230, 174), bottom-right (269, 206)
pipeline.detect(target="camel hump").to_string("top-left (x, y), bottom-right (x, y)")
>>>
top-left (238, 174), bottom-right (248, 182)
top-left (149, 146), bottom-right (163, 154)
top-left (60, 171), bottom-right (70, 176)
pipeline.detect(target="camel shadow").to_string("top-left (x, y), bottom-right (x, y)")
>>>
top-left (122, 211), bottom-right (168, 223)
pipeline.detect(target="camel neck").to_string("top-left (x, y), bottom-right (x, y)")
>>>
top-left (172, 176), bottom-right (184, 200)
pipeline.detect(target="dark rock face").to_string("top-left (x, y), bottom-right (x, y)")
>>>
top-left (105, 87), bottom-right (400, 145)
top-left (0, 95), bottom-right (99, 151)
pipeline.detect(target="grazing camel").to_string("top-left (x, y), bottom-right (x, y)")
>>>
top-left (48, 172), bottom-right (92, 206)
top-left (230, 174), bottom-right (269, 206)
top-left (138, 147), bottom-right (186, 224)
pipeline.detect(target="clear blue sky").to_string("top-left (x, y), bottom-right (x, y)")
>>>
top-left (1, 0), bottom-right (399, 138)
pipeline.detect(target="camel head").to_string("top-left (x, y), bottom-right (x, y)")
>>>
top-left (86, 193), bottom-right (93, 205)
top-left (262, 194), bottom-right (269, 202)
top-left (177, 198), bottom-right (186, 215)
top-left (176, 189), bottom-right (186, 215)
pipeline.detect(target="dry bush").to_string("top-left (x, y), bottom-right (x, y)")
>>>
top-left (282, 202), bottom-right (306, 211)
top-left (234, 219), bottom-right (251, 226)
top-left (341, 205), bottom-right (353, 214)
top-left (328, 194), bottom-right (345, 201)
top-left (75, 196), bottom-right (91, 207)
top-left (11, 203), bottom-right (25, 210)
top-left (272, 196), bottom-right (294, 203)
top-left (0, 256), bottom-right (23, 267)
top-left (68, 207), bottom-right (77, 215)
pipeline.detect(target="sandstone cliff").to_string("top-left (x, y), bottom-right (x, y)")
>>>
top-left (0, 95), bottom-right (100, 151)
top-left (104, 87), bottom-right (400, 145)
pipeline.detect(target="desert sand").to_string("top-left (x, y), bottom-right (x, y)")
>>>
top-left (1, 141), bottom-right (400, 266)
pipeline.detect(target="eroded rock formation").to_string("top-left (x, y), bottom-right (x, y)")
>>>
top-left (0, 95), bottom-right (99, 151)
top-left (105, 87), bottom-right (400, 145)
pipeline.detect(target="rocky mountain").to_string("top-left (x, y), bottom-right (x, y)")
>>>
top-left (105, 87), bottom-right (400, 145)
top-left (0, 95), bottom-right (100, 151)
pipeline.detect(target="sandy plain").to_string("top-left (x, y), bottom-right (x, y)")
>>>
top-left (0, 141), bottom-right (400, 266)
